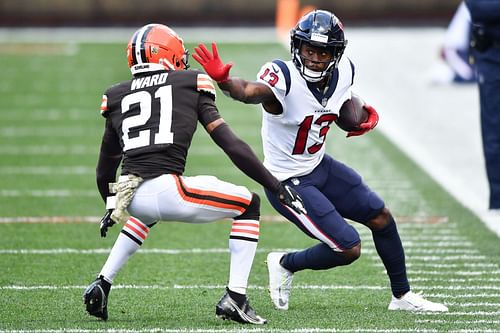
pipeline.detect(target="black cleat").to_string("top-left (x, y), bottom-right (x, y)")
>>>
top-left (83, 279), bottom-right (108, 321)
top-left (215, 291), bottom-right (267, 325)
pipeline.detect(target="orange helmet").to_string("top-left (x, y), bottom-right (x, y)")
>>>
top-left (127, 24), bottom-right (189, 74)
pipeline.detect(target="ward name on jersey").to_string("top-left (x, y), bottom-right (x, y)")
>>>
top-left (100, 70), bottom-right (218, 179)
top-left (257, 57), bottom-right (355, 181)
top-left (130, 72), bottom-right (169, 90)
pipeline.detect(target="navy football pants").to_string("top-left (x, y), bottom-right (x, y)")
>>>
top-left (265, 154), bottom-right (385, 251)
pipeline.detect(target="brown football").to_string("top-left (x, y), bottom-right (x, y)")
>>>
top-left (336, 94), bottom-right (368, 132)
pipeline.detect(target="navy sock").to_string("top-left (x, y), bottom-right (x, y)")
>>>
top-left (281, 243), bottom-right (352, 272)
top-left (371, 216), bottom-right (409, 297)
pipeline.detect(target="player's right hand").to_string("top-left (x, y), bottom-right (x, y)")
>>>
top-left (347, 104), bottom-right (379, 137)
top-left (278, 184), bottom-right (307, 215)
top-left (99, 210), bottom-right (116, 238)
top-left (192, 42), bottom-right (233, 83)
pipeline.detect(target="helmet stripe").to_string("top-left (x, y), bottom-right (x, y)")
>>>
top-left (133, 24), bottom-right (154, 64)
top-left (130, 30), bottom-right (140, 66)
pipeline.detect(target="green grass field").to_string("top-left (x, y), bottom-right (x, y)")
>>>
top-left (0, 39), bottom-right (499, 332)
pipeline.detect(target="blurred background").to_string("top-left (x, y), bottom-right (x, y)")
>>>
top-left (1, 0), bottom-right (461, 27)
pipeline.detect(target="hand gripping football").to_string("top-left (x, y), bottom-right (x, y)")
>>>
top-left (336, 94), bottom-right (368, 132)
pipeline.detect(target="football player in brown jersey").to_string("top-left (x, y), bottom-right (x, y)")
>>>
top-left (83, 23), bottom-right (305, 325)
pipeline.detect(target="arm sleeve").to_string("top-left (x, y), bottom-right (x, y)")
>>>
top-left (197, 93), bottom-right (221, 127)
top-left (96, 118), bottom-right (122, 202)
top-left (209, 123), bottom-right (281, 194)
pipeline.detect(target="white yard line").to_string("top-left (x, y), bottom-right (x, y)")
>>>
top-left (0, 190), bottom-right (95, 197)
top-left (0, 166), bottom-right (94, 175)
top-left (2, 284), bottom-right (499, 292)
top-left (0, 328), bottom-right (498, 333)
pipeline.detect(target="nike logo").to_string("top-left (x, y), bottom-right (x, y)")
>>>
top-left (278, 298), bottom-right (287, 307)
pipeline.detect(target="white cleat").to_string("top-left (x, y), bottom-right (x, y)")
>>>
top-left (388, 291), bottom-right (448, 312)
top-left (266, 252), bottom-right (293, 310)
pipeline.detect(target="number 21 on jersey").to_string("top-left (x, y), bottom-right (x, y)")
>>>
top-left (121, 85), bottom-right (174, 151)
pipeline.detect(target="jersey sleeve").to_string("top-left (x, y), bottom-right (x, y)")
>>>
top-left (335, 56), bottom-right (356, 107)
top-left (100, 93), bottom-right (109, 117)
top-left (256, 61), bottom-right (289, 110)
top-left (196, 73), bottom-right (216, 99)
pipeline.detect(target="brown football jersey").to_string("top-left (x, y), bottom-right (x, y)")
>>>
top-left (100, 69), bottom-right (219, 179)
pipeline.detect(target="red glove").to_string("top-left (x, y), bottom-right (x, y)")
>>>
top-left (192, 42), bottom-right (233, 83)
top-left (347, 104), bottom-right (379, 138)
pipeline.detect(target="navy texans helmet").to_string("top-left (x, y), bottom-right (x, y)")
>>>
top-left (290, 10), bottom-right (347, 82)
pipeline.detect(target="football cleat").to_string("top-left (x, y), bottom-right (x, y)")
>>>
top-left (388, 291), bottom-right (448, 312)
top-left (83, 279), bottom-right (109, 320)
top-left (266, 252), bottom-right (294, 310)
top-left (215, 290), bottom-right (267, 325)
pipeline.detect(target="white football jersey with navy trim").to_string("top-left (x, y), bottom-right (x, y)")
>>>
top-left (256, 57), bottom-right (354, 181)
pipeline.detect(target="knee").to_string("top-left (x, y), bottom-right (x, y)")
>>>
top-left (342, 243), bottom-right (361, 263)
top-left (235, 193), bottom-right (261, 220)
top-left (366, 207), bottom-right (392, 231)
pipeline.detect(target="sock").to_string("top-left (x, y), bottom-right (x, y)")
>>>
top-left (97, 275), bottom-right (111, 296)
top-left (227, 219), bottom-right (259, 295)
top-left (226, 287), bottom-right (246, 307)
top-left (281, 243), bottom-right (353, 272)
top-left (371, 215), bottom-right (410, 297)
top-left (99, 217), bottom-right (150, 283)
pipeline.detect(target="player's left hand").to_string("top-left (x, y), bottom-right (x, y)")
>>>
top-left (347, 104), bottom-right (379, 137)
top-left (100, 210), bottom-right (116, 238)
top-left (278, 184), bottom-right (307, 215)
top-left (192, 42), bottom-right (233, 83)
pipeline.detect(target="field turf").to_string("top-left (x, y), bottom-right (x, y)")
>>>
top-left (0, 40), bottom-right (498, 332)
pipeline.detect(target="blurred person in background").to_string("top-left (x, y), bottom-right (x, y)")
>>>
top-left (83, 23), bottom-right (305, 325)
top-left (433, 1), bottom-right (476, 84)
top-left (194, 9), bottom-right (448, 312)
top-left (466, 0), bottom-right (500, 210)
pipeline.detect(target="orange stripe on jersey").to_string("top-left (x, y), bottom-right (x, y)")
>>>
top-left (197, 74), bottom-right (216, 96)
top-left (174, 175), bottom-right (249, 214)
top-left (100, 94), bottom-right (109, 115)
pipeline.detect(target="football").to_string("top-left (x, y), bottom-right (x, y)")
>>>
top-left (336, 94), bottom-right (368, 132)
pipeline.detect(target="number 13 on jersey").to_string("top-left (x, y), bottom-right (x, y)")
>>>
top-left (292, 114), bottom-right (337, 155)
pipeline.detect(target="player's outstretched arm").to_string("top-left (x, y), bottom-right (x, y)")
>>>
top-left (193, 42), bottom-right (274, 105)
top-left (207, 120), bottom-right (305, 214)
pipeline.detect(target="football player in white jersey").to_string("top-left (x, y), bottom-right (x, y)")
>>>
top-left (194, 9), bottom-right (448, 312)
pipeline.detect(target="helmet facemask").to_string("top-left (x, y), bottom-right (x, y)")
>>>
top-left (292, 40), bottom-right (345, 82)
